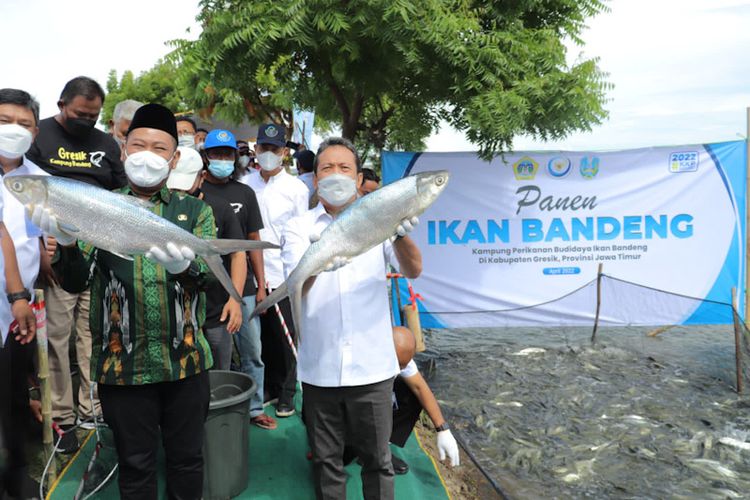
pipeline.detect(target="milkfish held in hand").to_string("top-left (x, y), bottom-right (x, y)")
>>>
top-left (4, 175), bottom-right (277, 302)
top-left (252, 170), bottom-right (450, 341)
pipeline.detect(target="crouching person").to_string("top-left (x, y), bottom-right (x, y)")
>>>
top-left (36, 104), bottom-right (216, 499)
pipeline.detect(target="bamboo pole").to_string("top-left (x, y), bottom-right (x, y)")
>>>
top-left (733, 287), bottom-right (743, 394)
top-left (403, 305), bottom-right (426, 352)
top-left (35, 289), bottom-right (56, 487)
top-left (745, 107), bottom-right (750, 326)
top-left (590, 263), bottom-right (604, 344)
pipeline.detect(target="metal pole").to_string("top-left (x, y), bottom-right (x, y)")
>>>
top-left (35, 289), bottom-right (56, 488)
top-left (733, 287), bottom-right (743, 394)
top-left (591, 263), bottom-right (604, 344)
top-left (745, 107), bottom-right (750, 326)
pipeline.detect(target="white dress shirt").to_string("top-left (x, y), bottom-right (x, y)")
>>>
top-left (0, 184), bottom-right (7, 343)
top-left (281, 203), bottom-right (401, 387)
top-left (1, 157), bottom-right (48, 343)
top-left (242, 169), bottom-right (309, 288)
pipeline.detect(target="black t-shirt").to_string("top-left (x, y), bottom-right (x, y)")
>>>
top-left (27, 117), bottom-right (127, 190)
top-left (201, 192), bottom-right (245, 329)
top-left (201, 180), bottom-right (263, 297)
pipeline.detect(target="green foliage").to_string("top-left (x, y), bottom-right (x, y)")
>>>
top-left (101, 60), bottom-right (191, 126)
top-left (171, 0), bottom-right (611, 158)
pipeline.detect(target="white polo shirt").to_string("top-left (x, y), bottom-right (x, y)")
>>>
top-left (281, 203), bottom-right (400, 387)
top-left (243, 169), bottom-right (309, 289)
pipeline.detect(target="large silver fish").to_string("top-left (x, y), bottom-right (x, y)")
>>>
top-left (4, 175), bottom-right (277, 302)
top-left (253, 170), bottom-right (450, 341)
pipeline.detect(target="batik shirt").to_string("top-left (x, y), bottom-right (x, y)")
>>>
top-left (60, 186), bottom-right (216, 385)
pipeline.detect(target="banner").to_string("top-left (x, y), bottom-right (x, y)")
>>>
top-left (382, 141), bottom-right (747, 327)
top-left (292, 108), bottom-right (315, 149)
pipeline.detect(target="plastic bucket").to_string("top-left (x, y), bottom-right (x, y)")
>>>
top-left (202, 370), bottom-right (256, 499)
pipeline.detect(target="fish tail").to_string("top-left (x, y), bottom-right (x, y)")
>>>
top-left (207, 238), bottom-right (279, 255)
top-left (252, 282), bottom-right (289, 318)
top-left (204, 254), bottom-right (243, 303)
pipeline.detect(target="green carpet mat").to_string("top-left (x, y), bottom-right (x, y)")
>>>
top-left (48, 402), bottom-right (449, 499)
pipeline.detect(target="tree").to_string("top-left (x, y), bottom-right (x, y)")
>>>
top-left (101, 60), bottom-right (192, 126)
top-left (171, 0), bottom-right (611, 158)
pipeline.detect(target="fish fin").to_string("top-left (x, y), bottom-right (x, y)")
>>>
top-left (251, 282), bottom-right (289, 318)
top-left (109, 250), bottom-right (134, 261)
top-left (207, 238), bottom-right (279, 255)
top-left (291, 285), bottom-right (303, 344)
top-left (204, 254), bottom-right (242, 302)
top-left (58, 222), bottom-right (80, 234)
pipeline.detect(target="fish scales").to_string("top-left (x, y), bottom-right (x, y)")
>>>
top-left (4, 175), bottom-right (278, 302)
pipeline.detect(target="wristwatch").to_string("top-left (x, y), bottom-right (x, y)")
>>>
top-left (435, 422), bottom-right (450, 432)
top-left (7, 289), bottom-right (31, 304)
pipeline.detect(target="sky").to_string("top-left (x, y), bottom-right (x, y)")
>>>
top-left (2, 0), bottom-right (749, 153)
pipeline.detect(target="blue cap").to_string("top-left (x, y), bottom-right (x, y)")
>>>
top-left (257, 123), bottom-right (286, 147)
top-left (205, 129), bottom-right (237, 150)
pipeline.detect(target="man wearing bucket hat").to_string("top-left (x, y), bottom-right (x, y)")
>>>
top-left (168, 146), bottom-right (246, 370)
top-left (243, 123), bottom-right (308, 418)
top-left (200, 129), bottom-right (274, 429)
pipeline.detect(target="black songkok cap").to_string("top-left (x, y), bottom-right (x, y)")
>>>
top-left (127, 103), bottom-right (178, 141)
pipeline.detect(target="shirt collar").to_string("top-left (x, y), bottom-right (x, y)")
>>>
top-left (311, 202), bottom-right (331, 223)
top-left (121, 184), bottom-right (172, 204)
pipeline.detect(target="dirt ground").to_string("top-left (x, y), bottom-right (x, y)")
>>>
top-left (414, 417), bottom-right (502, 499)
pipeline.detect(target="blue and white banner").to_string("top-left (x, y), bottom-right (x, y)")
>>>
top-left (383, 141), bottom-right (747, 327)
top-left (292, 108), bottom-right (315, 149)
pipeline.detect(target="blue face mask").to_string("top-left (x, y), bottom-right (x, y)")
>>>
top-left (208, 159), bottom-right (235, 179)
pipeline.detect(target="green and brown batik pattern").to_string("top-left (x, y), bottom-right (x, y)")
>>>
top-left (71, 186), bottom-right (217, 385)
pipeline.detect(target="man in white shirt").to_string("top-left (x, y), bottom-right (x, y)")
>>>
top-left (0, 87), bottom-right (40, 498)
top-left (281, 137), bottom-right (422, 500)
top-left (293, 149), bottom-right (315, 194)
top-left (243, 123), bottom-right (309, 417)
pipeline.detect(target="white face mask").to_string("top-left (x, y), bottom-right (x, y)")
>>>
top-left (0, 124), bottom-right (33, 160)
top-left (178, 134), bottom-right (195, 148)
top-left (317, 173), bottom-right (358, 207)
top-left (257, 151), bottom-right (282, 171)
top-left (238, 155), bottom-right (251, 168)
top-left (124, 150), bottom-right (173, 188)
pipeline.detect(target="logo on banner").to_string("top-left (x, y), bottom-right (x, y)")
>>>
top-left (547, 157), bottom-right (572, 178)
top-left (669, 151), bottom-right (699, 173)
top-left (579, 156), bottom-right (600, 179)
top-left (513, 156), bottom-right (538, 180)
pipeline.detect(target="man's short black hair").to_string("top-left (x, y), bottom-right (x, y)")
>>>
top-left (0, 88), bottom-right (40, 125)
top-left (313, 137), bottom-right (362, 174)
top-left (362, 168), bottom-right (380, 184)
top-left (176, 116), bottom-right (197, 132)
top-left (196, 128), bottom-right (209, 134)
top-left (59, 76), bottom-right (106, 105)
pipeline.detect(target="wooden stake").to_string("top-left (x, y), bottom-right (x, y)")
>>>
top-left (403, 305), bottom-right (426, 352)
top-left (733, 287), bottom-right (743, 394)
top-left (591, 263), bottom-right (604, 344)
top-left (35, 289), bottom-right (56, 487)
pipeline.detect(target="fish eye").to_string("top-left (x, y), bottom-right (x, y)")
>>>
top-left (11, 181), bottom-right (23, 192)
top-left (435, 176), bottom-right (445, 186)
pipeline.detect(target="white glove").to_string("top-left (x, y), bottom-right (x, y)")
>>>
top-left (145, 243), bottom-right (195, 274)
top-left (437, 429), bottom-right (460, 467)
top-left (29, 205), bottom-right (77, 246)
top-left (309, 231), bottom-right (350, 272)
top-left (323, 256), bottom-right (351, 272)
top-left (395, 216), bottom-right (419, 238)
